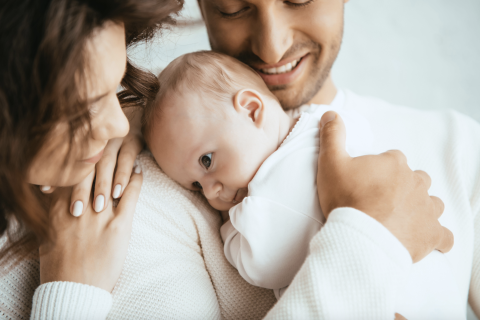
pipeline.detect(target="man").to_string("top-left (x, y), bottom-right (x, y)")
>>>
top-left (197, 0), bottom-right (480, 317)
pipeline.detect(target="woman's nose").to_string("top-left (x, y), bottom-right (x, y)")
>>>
top-left (91, 93), bottom-right (129, 141)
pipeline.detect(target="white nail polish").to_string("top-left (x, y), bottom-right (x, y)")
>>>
top-left (94, 195), bottom-right (105, 212)
top-left (40, 185), bottom-right (51, 192)
top-left (113, 184), bottom-right (122, 199)
top-left (134, 165), bottom-right (142, 174)
top-left (72, 201), bottom-right (83, 217)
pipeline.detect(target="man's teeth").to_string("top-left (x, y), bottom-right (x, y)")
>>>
top-left (260, 59), bottom-right (300, 75)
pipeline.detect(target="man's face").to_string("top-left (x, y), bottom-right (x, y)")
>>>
top-left (198, 0), bottom-right (346, 110)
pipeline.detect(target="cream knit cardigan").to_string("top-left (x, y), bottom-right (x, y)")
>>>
top-left (1, 90), bottom-right (480, 320)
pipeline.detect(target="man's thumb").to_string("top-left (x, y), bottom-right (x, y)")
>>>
top-left (319, 111), bottom-right (349, 160)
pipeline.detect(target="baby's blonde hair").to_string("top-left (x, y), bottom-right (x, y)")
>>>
top-left (143, 51), bottom-right (273, 137)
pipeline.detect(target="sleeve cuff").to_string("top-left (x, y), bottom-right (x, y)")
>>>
top-left (31, 281), bottom-right (112, 320)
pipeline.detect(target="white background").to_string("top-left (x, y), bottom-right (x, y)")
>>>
top-left (130, 1), bottom-right (480, 318)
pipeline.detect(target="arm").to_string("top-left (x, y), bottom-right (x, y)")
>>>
top-left (265, 208), bottom-right (412, 319)
top-left (464, 115), bottom-right (480, 317)
top-left (264, 112), bottom-right (452, 319)
top-left (221, 197), bottom-right (322, 289)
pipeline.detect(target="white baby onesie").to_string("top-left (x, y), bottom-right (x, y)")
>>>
top-left (220, 102), bottom-right (466, 319)
top-left (220, 104), bottom-right (373, 291)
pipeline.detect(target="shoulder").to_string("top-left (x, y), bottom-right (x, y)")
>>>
top-left (343, 90), bottom-right (480, 214)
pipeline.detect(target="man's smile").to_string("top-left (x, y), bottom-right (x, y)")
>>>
top-left (252, 53), bottom-right (310, 87)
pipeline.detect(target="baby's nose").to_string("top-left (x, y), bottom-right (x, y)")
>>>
top-left (203, 180), bottom-right (222, 200)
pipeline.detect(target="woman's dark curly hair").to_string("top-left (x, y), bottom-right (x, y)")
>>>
top-left (0, 0), bottom-right (182, 266)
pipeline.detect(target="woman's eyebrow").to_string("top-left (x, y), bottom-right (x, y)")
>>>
top-left (88, 92), bottom-right (109, 104)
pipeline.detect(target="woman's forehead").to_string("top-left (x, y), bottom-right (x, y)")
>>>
top-left (84, 22), bottom-right (127, 100)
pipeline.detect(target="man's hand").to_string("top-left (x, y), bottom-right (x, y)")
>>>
top-left (317, 111), bottom-right (453, 262)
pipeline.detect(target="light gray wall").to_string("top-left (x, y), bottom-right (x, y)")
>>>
top-left (333, 0), bottom-right (480, 122)
top-left (129, 2), bottom-right (479, 318)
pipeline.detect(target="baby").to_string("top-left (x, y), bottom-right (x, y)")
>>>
top-left (144, 51), bottom-right (464, 319)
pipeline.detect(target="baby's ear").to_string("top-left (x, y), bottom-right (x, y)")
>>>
top-left (233, 89), bottom-right (265, 128)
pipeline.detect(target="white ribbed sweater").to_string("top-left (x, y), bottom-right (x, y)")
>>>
top-left (1, 90), bottom-right (479, 320)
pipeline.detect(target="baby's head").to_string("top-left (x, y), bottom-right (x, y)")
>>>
top-left (144, 51), bottom-right (291, 211)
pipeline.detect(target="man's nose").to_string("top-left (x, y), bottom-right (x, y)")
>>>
top-left (202, 179), bottom-right (222, 200)
top-left (91, 94), bottom-right (129, 141)
top-left (251, 8), bottom-right (293, 65)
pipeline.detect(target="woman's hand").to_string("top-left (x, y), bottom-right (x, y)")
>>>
top-left (69, 107), bottom-right (143, 216)
top-left (39, 168), bottom-right (143, 292)
top-left (316, 111), bottom-right (453, 263)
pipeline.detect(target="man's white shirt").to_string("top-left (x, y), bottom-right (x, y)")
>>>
top-left (221, 91), bottom-right (467, 319)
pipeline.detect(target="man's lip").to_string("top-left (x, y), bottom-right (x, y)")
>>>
top-left (82, 148), bottom-right (104, 164)
top-left (251, 52), bottom-right (309, 70)
top-left (255, 54), bottom-right (310, 87)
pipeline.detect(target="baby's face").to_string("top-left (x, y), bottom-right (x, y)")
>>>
top-left (149, 89), bottom-right (279, 211)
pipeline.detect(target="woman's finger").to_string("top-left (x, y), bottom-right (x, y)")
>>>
top-left (93, 137), bottom-right (123, 213)
top-left (69, 169), bottom-right (95, 217)
top-left (112, 134), bottom-right (143, 199)
top-left (40, 185), bottom-right (56, 194)
top-left (47, 187), bottom-right (75, 232)
top-left (115, 166), bottom-right (143, 225)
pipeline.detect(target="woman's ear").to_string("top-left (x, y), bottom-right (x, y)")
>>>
top-left (233, 89), bottom-right (265, 129)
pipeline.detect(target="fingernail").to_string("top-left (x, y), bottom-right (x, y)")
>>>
top-left (72, 201), bottom-right (83, 217)
top-left (94, 195), bottom-right (105, 212)
top-left (113, 184), bottom-right (122, 199)
top-left (40, 185), bottom-right (51, 192)
top-left (134, 165), bottom-right (142, 174)
top-left (320, 112), bottom-right (336, 130)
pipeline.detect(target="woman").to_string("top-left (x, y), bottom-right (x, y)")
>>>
top-left (0, 0), bottom-right (450, 319)
top-left (0, 0), bottom-right (181, 316)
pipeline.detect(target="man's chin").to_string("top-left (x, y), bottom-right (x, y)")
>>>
top-left (272, 64), bottom-right (331, 110)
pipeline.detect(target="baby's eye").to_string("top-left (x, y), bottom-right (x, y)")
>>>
top-left (200, 153), bottom-right (212, 169)
top-left (192, 181), bottom-right (202, 189)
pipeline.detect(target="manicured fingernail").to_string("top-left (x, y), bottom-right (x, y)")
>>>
top-left (72, 201), bottom-right (83, 217)
top-left (320, 112), bottom-right (336, 129)
top-left (134, 165), bottom-right (142, 174)
top-left (94, 195), bottom-right (105, 212)
top-left (113, 184), bottom-right (122, 199)
top-left (40, 185), bottom-right (51, 192)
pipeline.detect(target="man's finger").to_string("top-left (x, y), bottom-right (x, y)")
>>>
top-left (435, 226), bottom-right (454, 253)
top-left (318, 111), bottom-right (349, 161)
top-left (69, 169), bottom-right (95, 217)
top-left (93, 138), bottom-right (123, 213)
top-left (414, 170), bottom-right (432, 189)
top-left (395, 313), bottom-right (408, 320)
top-left (115, 168), bottom-right (143, 225)
top-left (430, 196), bottom-right (445, 219)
